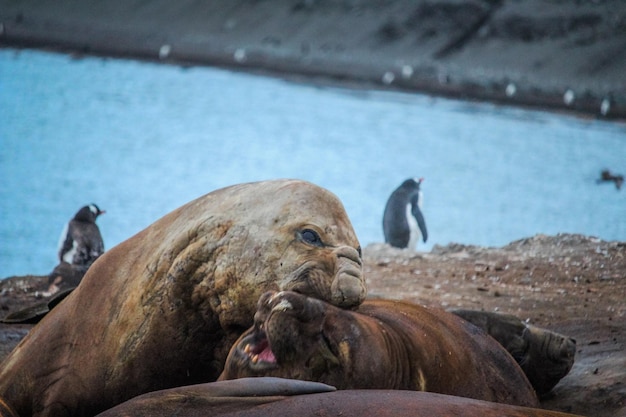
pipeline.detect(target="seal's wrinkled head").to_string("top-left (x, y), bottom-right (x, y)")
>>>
top-left (261, 180), bottom-right (365, 308)
top-left (137, 179), bottom-right (366, 330)
top-left (219, 291), bottom-right (334, 382)
top-left (0, 179), bottom-right (366, 417)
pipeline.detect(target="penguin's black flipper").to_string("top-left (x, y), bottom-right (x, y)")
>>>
top-left (58, 223), bottom-right (75, 263)
top-left (412, 204), bottom-right (428, 243)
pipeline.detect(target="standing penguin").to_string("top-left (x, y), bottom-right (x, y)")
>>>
top-left (383, 178), bottom-right (428, 250)
top-left (57, 203), bottom-right (106, 272)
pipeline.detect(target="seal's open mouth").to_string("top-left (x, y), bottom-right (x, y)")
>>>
top-left (236, 328), bottom-right (278, 371)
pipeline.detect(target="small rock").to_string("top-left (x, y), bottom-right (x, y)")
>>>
top-left (505, 83), bottom-right (517, 97)
top-left (382, 71), bottom-right (395, 85)
top-left (234, 48), bottom-right (247, 63)
top-left (563, 89), bottom-right (575, 106)
top-left (158, 44), bottom-right (171, 60)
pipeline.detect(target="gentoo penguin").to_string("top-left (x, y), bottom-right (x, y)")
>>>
top-left (57, 203), bottom-right (105, 271)
top-left (383, 178), bottom-right (428, 250)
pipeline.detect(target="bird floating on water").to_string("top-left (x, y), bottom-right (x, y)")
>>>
top-left (597, 169), bottom-right (623, 190)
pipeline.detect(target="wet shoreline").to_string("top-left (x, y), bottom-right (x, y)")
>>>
top-left (1, 0), bottom-right (625, 120)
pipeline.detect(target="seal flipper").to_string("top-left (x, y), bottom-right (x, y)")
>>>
top-left (0, 287), bottom-right (75, 324)
top-left (96, 377), bottom-right (336, 417)
top-left (204, 377), bottom-right (336, 397)
top-left (0, 397), bottom-right (19, 417)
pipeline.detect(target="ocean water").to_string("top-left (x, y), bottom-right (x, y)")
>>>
top-left (1, 48), bottom-right (625, 277)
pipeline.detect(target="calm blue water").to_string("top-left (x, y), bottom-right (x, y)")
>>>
top-left (1, 48), bottom-right (625, 277)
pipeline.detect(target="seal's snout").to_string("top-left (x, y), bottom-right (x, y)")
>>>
top-left (333, 245), bottom-right (363, 269)
top-left (331, 246), bottom-right (366, 308)
top-left (561, 337), bottom-right (576, 360)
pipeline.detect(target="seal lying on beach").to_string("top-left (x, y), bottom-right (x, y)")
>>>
top-left (219, 291), bottom-right (539, 407)
top-left (95, 377), bottom-right (583, 417)
top-left (451, 309), bottom-right (576, 397)
top-left (0, 180), bottom-right (366, 417)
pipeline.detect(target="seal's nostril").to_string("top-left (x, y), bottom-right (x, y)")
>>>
top-left (334, 245), bottom-right (363, 267)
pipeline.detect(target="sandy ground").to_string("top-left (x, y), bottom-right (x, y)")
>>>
top-left (364, 234), bottom-right (626, 417)
top-left (1, 233), bottom-right (625, 417)
top-left (1, 0), bottom-right (625, 119)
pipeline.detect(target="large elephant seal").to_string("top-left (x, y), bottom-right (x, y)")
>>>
top-left (220, 291), bottom-right (538, 407)
top-left (0, 180), bottom-right (366, 417)
top-left (96, 378), bottom-right (582, 417)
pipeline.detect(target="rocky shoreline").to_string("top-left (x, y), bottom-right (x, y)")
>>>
top-left (1, 0), bottom-right (625, 119)
top-left (1, 233), bottom-right (625, 416)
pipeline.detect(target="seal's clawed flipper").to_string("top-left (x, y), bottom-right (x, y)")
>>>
top-left (0, 397), bottom-right (19, 417)
top-left (0, 287), bottom-right (75, 324)
top-left (450, 309), bottom-right (576, 397)
top-left (47, 262), bottom-right (87, 295)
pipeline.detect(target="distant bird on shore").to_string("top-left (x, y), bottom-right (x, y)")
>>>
top-left (383, 178), bottom-right (428, 250)
top-left (597, 169), bottom-right (623, 190)
top-left (58, 204), bottom-right (106, 270)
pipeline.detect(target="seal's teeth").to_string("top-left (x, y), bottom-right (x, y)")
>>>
top-left (251, 354), bottom-right (259, 364)
top-left (243, 344), bottom-right (251, 354)
top-left (272, 299), bottom-right (293, 312)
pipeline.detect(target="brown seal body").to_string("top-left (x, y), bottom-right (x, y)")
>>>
top-left (451, 309), bottom-right (576, 396)
top-left (96, 378), bottom-right (581, 417)
top-left (220, 291), bottom-right (539, 407)
top-left (0, 180), bottom-right (366, 417)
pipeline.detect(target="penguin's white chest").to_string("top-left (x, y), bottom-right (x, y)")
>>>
top-left (62, 240), bottom-right (78, 264)
top-left (58, 222), bottom-right (77, 263)
top-left (406, 203), bottom-right (419, 250)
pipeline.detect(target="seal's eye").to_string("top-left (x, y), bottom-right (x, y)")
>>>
top-left (301, 229), bottom-right (323, 247)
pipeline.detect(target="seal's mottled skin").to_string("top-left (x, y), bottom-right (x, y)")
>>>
top-left (96, 378), bottom-right (582, 417)
top-left (0, 180), bottom-right (366, 417)
top-left (220, 291), bottom-right (539, 407)
top-left (451, 309), bottom-right (576, 396)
